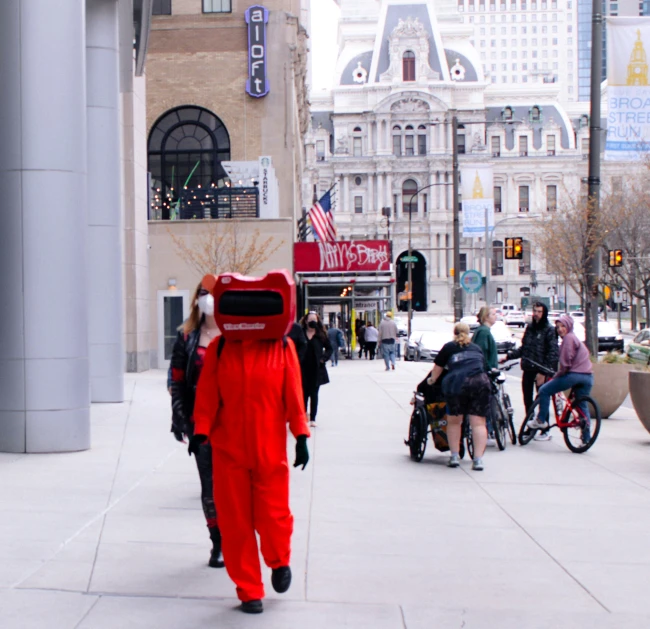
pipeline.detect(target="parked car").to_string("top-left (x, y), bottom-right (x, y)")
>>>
top-left (504, 310), bottom-right (526, 328)
top-left (627, 329), bottom-right (650, 364)
top-left (570, 311), bottom-right (586, 322)
top-left (460, 313), bottom-right (480, 331)
top-left (415, 331), bottom-right (450, 362)
top-left (548, 310), bottom-right (563, 324)
top-left (597, 320), bottom-right (624, 352)
top-left (403, 332), bottom-right (423, 361)
top-left (489, 320), bottom-right (519, 354)
top-left (395, 317), bottom-right (408, 337)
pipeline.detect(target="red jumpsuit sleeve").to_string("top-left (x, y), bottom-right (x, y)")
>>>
top-left (193, 336), bottom-right (221, 437)
top-left (284, 340), bottom-right (310, 439)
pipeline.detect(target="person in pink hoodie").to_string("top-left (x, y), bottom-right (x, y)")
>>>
top-left (526, 314), bottom-right (593, 433)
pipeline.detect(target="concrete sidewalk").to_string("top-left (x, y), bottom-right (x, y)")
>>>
top-left (2, 360), bottom-right (650, 628)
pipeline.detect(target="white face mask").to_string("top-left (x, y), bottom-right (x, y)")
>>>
top-left (197, 294), bottom-right (214, 317)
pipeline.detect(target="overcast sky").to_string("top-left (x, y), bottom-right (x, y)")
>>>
top-left (310, 0), bottom-right (340, 92)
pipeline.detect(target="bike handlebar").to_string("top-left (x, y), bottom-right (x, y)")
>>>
top-left (521, 358), bottom-right (556, 377)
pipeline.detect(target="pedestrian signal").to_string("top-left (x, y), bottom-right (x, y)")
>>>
top-left (505, 237), bottom-right (524, 260)
top-left (608, 249), bottom-right (623, 267)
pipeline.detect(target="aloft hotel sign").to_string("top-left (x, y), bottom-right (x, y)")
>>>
top-left (245, 5), bottom-right (269, 98)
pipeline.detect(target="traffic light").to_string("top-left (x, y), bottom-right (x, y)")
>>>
top-left (505, 237), bottom-right (524, 260)
top-left (608, 249), bottom-right (623, 267)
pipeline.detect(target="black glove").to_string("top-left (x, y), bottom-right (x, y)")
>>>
top-left (293, 435), bottom-right (309, 470)
top-left (188, 434), bottom-right (208, 457)
top-left (171, 426), bottom-right (185, 442)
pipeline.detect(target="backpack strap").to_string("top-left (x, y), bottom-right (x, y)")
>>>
top-left (217, 335), bottom-right (226, 359)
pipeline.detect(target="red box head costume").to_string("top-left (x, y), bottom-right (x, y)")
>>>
top-left (202, 269), bottom-right (296, 341)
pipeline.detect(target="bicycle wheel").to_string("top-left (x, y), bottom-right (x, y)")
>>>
top-left (408, 407), bottom-right (428, 461)
top-left (493, 397), bottom-right (508, 451)
top-left (562, 395), bottom-right (601, 454)
top-left (518, 398), bottom-right (541, 446)
top-left (503, 392), bottom-right (517, 445)
top-left (464, 418), bottom-right (475, 460)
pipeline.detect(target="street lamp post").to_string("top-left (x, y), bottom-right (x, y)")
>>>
top-left (451, 115), bottom-right (463, 323)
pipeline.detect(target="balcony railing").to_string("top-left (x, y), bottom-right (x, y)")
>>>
top-left (150, 186), bottom-right (259, 221)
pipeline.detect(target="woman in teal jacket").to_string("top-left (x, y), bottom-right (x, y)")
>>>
top-left (472, 307), bottom-right (498, 370)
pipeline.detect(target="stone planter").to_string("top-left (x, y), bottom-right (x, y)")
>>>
top-left (591, 363), bottom-right (638, 419)
top-left (629, 370), bottom-right (650, 434)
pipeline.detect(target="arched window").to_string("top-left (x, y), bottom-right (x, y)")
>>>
top-left (530, 105), bottom-right (541, 121)
top-left (402, 179), bottom-right (418, 214)
top-left (403, 51), bottom-right (416, 81)
top-left (392, 126), bottom-right (402, 156)
top-left (502, 106), bottom-right (514, 121)
top-left (418, 125), bottom-right (427, 155)
top-left (352, 126), bottom-right (363, 156)
top-left (405, 125), bottom-right (415, 156)
top-left (148, 106), bottom-right (231, 220)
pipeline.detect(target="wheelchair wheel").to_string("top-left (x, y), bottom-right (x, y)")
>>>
top-left (408, 407), bottom-right (428, 462)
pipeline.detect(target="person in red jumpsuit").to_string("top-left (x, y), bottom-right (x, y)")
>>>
top-left (190, 270), bottom-right (310, 615)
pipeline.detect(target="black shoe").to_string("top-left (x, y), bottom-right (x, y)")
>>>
top-left (240, 600), bottom-right (263, 614)
top-left (271, 566), bottom-right (292, 593)
top-left (208, 527), bottom-right (225, 569)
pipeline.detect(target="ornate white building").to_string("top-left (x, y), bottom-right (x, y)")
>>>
top-left (304, 0), bottom-right (624, 314)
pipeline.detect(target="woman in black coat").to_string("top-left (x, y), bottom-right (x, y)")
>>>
top-left (300, 312), bottom-right (333, 427)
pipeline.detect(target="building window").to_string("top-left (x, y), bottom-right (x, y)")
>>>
top-left (403, 51), bottom-right (416, 81)
top-left (203, 0), bottom-right (231, 12)
top-left (354, 176), bottom-right (363, 186)
top-left (502, 106), bottom-right (514, 121)
top-left (354, 196), bottom-right (363, 214)
top-left (547, 134), bottom-right (556, 155)
top-left (492, 240), bottom-right (504, 276)
top-left (392, 126), bottom-right (402, 156)
top-left (405, 134), bottom-right (415, 156)
top-left (460, 253), bottom-right (468, 273)
top-left (582, 137), bottom-right (589, 152)
top-left (494, 186), bottom-right (502, 212)
top-left (402, 179), bottom-right (418, 214)
top-left (518, 185), bottom-right (530, 211)
top-left (353, 136), bottom-right (362, 157)
top-left (316, 140), bottom-right (325, 161)
top-left (491, 136), bottom-right (501, 156)
top-left (148, 106), bottom-right (231, 220)
top-left (457, 133), bottom-right (466, 154)
top-left (530, 105), bottom-right (541, 121)
top-left (423, 193), bottom-right (428, 214)
top-left (418, 130), bottom-right (427, 155)
top-left (547, 184), bottom-right (557, 211)
top-left (153, 0), bottom-right (172, 14)
top-left (519, 135), bottom-right (528, 156)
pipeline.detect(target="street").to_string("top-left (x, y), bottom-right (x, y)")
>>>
top-left (1, 354), bottom-right (650, 628)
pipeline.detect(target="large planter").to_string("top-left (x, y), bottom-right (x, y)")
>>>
top-left (629, 370), bottom-right (650, 434)
top-left (591, 363), bottom-right (638, 419)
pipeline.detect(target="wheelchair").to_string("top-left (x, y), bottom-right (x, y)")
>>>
top-left (405, 391), bottom-right (468, 462)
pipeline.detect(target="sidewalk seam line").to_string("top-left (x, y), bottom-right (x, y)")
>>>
top-left (72, 594), bottom-right (102, 629)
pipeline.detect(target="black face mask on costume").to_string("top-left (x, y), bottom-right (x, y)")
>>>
top-left (308, 321), bottom-right (318, 329)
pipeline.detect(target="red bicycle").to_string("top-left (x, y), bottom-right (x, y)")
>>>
top-left (518, 361), bottom-right (601, 453)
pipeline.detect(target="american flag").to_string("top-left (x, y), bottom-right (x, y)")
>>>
top-left (308, 189), bottom-right (337, 242)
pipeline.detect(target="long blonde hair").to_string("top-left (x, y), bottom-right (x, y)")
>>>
top-left (454, 322), bottom-right (471, 346)
top-left (182, 283), bottom-right (204, 336)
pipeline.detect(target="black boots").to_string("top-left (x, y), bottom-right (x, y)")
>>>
top-left (240, 600), bottom-right (263, 614)
top-left (271, 566), bottom-right (292, 593)
top-left (208, 527), bottom-right (225, 568)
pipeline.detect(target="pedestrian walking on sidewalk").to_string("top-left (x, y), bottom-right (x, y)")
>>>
top-left (327, 323), bottom-right (345, 366)
top-left (169, 283), bottom-right (224, 569)
top-left (378, 312), bottom-right (398, 370)
top-left (357, 320), bottom-right (367, 359)
top-left (472, 307), bottom-right (499, 445)
top-left (364, 322), bottom-right (379, 359)
top-left (300, 312), bottom-right (333, 427)
top-left (427, 322), bottom-right (491, 471)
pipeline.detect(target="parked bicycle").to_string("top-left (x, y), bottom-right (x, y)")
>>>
top-left (518, 359), bottom-right (601, 453)
top-left (487, 361), bottom-right (517, 450)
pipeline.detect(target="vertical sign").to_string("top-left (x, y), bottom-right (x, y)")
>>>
top-left (245, 5), bottom-right (269, 98)
top-left (460, 164), bottom-right (495, 237)
top-left (606, 17), bottom-right (650, 161)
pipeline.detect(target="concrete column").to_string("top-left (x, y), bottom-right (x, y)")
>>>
top-left (386, 174), bottom-right (393, 214)
top-left (367, 173), bottom-right (374, 213)
top-left (87, 0), bottom-right (124, 402)
top-left (377, 173), bottom-right (384, 211)
top-left (0, 0), bottom-right (90, 452)
top-left (343, 175), bottom-right (350, 213)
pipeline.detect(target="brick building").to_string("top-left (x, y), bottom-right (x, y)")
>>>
top-left (146, 0), bottom-right (310, 368)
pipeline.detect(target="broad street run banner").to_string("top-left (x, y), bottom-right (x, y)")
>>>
top-left (606, 17), bottom-right (650, 161)
top-left (460, 164), bottom-right (494, 237)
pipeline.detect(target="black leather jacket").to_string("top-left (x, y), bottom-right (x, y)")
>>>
top-left (169, 328), bottom-right (202, 436)
top-left (506, 321), bottom-right (559, 373)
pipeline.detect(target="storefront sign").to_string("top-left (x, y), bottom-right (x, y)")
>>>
top-left (245, 5), bottom-right (269, 98)
top-left (605, 17), bottom-right (650, 160)
top-left (294, 241), bottom-right (390, 273)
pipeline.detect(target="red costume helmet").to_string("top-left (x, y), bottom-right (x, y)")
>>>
top-left (202, 269), bottom-right (296, 341)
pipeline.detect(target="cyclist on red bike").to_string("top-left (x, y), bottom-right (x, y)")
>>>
top-left (526, 314), bottom-right (593, 432)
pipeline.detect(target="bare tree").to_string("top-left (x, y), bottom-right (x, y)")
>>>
top-left (167, 221), bottom-right (284, 277)
top-left (602, 181), bottom-right (650, 329)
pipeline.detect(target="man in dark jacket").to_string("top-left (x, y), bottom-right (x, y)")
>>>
top-left (501, 302), bottom-right (559, 417)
